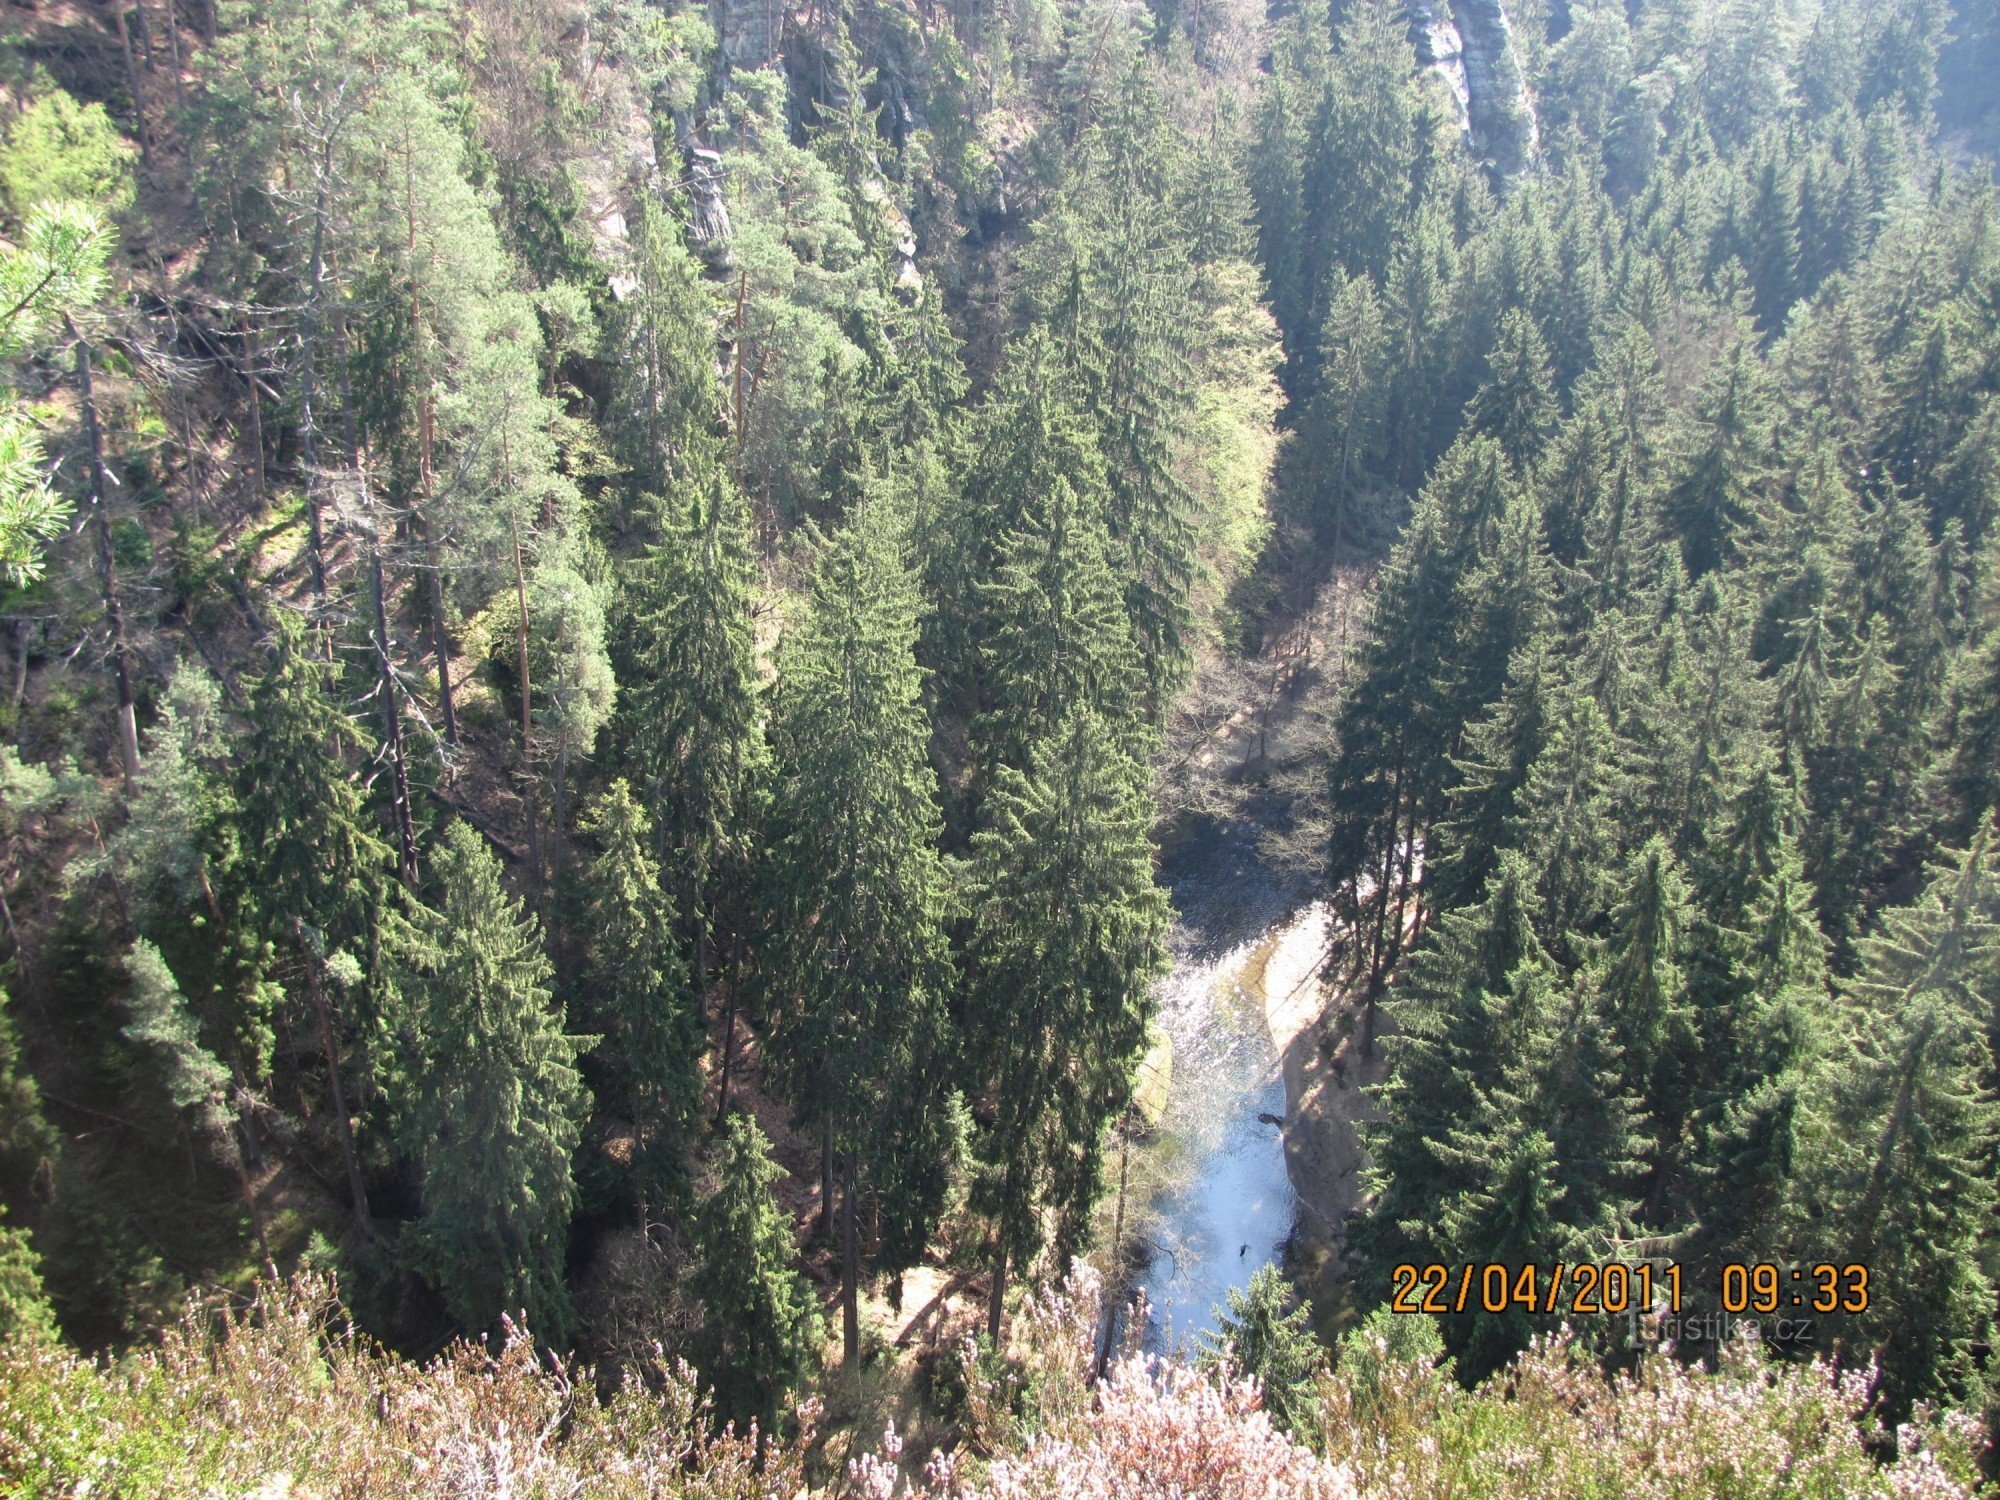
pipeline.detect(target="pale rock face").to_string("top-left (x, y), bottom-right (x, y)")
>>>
top-left (684, 147), bottom-right (734, 269)
top-left (711, 0), bottom-right (785, 74)
top-left (1409, 0), bottom-right (1540, 179)
top-left (1452, 0), bottom-right (1540, 176)
top-left (1409, 0), bottom-right (1473, 140)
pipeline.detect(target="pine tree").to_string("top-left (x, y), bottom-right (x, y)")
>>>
top-left (1792, 837), bottom-right (2000, 1419)
top-left (1430, 639), bottom-right (1558, 916)
top-left (964, 703), bottom-right (1168, 1338)
top-left (1304, 0), bottom-right (1420, 295)
top-left (387, 822), bottom-right (586, 1339)
top-left (693, 1114), bottom-right (824, 1435)
top-left (1590, 837), bottom-right (1696, 1206)
top-left (1356, 853), bottom-right (1550, 1275)
top-left (761, 511), bottom-right (953, 1368)
top-left (1295, 270), bottom-right (1390, 550)
top-left (1030, 65), bottom-right (1205, 707)
top-left (1502, 685), bottom-right (1626, 968)
top-left (607, 197), bottom-right (723, 511)
top-left (236, 612), bottom-right (390, 1236)
top-left (0, 985), bottom-right (53, 1206)
top-left (1665, 330), bottom-right (1778, 579)
top-left (924, 332), bottom-right (1112, 729)
top-left (574, 782), bottom-right (699, 1215)
top-left (1929, 619), bottom-right (2000, 848)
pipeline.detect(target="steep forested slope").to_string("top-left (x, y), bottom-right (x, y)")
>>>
top-left (0, 0), bottom-right (1996, 1491)
top-left (0, 0), bottom-right (1278, 1379)
top-left (1286, 0), bottom-right (2000, 1433)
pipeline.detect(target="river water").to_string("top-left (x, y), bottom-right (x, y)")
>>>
top-left (1133, 900), bottom-right (1328, 1354)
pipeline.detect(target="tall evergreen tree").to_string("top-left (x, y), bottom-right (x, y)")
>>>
top-left (964, 703), bottom-right (1167, 1338)
top-left (693, 1115), bottom-right (824, 1435)
top-left (975, 473), bottom-right (1142, 774)
top-left (387, 822), bottom-right (586, 1338)
top-left (236, 612), bottom-right (390, 1237)
top-left (761, 511), bottom-right (954, 1368)
top-left (620, 469), bottom-right (762, 1018)
top-left (1465, 309), bottom-right (1560, 469)
top-left (574, 782), bottom-right (699, 1216)
top-left (1665, 330), bottom-right (1778, 579)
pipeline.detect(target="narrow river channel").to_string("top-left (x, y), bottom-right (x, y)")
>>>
top-left (1133, 897), bottom-right (1330, 1354)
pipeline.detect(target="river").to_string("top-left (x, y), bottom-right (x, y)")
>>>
top-left (1130, 851), bottom-right (1333, 1354)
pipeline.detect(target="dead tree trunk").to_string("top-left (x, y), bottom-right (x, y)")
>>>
top-left (841, 1148), bottom-right (861, 1369)
top-left (294, 917), bottom-right (377, 1243)
top-left (71, 325), bottom-right (141, 794)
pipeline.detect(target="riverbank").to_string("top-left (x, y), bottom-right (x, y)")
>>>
top-left (1249, 903), bottom-right (1386, 1333)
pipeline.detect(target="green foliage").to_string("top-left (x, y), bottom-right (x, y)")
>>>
top-left (119, 940), bottom-right (230, 1137)
top-left (0, 199), bottom-right (111, 585)
top-left (574, 781), bottom-right (698, 1207)
top-left (0, 91), bottom-right (136, 219)
top-left (0, 1206), bottom-right (53, 1344)
top-left (1204, 1264), bottom-right (1324, 1441)
top-left (964, 703), bottom-right (1167, 1302)
top-left (693, 1115), bottom-right (823, 1432)
top-left (387, 823), bottom-right (586, 1339)
top-left (761, 509), bottom-right (954, 1350)
top-left (618, 471), bottom-right (761, 944)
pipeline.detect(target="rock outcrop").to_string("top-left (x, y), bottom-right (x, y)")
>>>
top-left (710, 0), bottom-right (784, 79)
top-left (1452, 0), bottom-right (1539, 176)
top-left (1408, 0), bottom-right (1473, 141)
top-left (1409, 0), bottom-right (1539, 179)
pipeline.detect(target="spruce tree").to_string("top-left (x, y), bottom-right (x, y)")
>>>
top-left (1296, 270), bottom-right (1390, 550)
top-left (694, 1114), bottom-right (824, 1435)
top-left (574, 781), bottom-right (699, 1216)
top-left (1665, 330), bottom-right (1778, 579)
top-left (975, 472), bottom-right (1142, 774)
top-left (387, 822), bottom-right (586, 1338)
top-left (1793, 837), bottom-right (2000, 1419)
top-left (761, 511), bottom-right (953, 1368)
top-left (1590, 837), bottom-right (1697, 1206)
top-left (1355, 854), bottom-right (1551, 1282)
top-left (620, 468), bottom-right (761, 1017)
top-left (236, 612), bottom-right (390, 1235)
top-left (964, 703), bottom-right (1168, 1338)
top-left (1204, 1264), bottom-right (1323, 1440)
top-left (1465, 309), bottom-right (1560, 469)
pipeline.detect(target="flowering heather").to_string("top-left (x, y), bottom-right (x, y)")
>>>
top-left (0, 1272), bottom-right (1987, 1497)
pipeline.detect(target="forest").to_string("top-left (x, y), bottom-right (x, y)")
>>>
top-left (0, 0), bottom-right (1997, 1492)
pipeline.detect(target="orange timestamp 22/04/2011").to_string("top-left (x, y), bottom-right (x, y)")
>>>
top-left (1388, 1261), bottom-right (1871, 1318)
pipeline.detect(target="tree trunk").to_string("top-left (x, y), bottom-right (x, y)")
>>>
top-left (162, 0), bottom-right (185, 109)
top-left (232, 1112), bottom-right (274, 1266)
top-left (296, 918), bottom-right (376, 1242)
top-left (110, 3), bottom-right (153, 167)
top-left (713, 982), bottom-right (736, 1128)
top-left (72, 328), bottom-right (141, 794)
top-left (819, 1119), bottom-right (835, 1238)
top-left (841, 1148), bottom-right (861, 1369)
top-left (511, 512), bottom-right (539, 887)
top-left (406, 147), bottom-right (457, 744)
top-left (1092, 1128), bottom-right (1131, 1383)
top-left (242, 318), bottom-right (266, 504)
top-left (987, 1240), bottom-right (1008, 1344)
top-left (693, 880), bottom-right (711, 1028)
top-left (367, 519), bottom-right (419, 887)
top-left (297, 145), bottom-right (334, 607)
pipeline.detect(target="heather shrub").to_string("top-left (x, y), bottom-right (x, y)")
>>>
top-left (0, 1270), bottom-right (1988, 1498)
top-left (0, 1276), bottom-right (802, 1499)
top-left (1317, 1322), bottom-right (1989, 1499)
